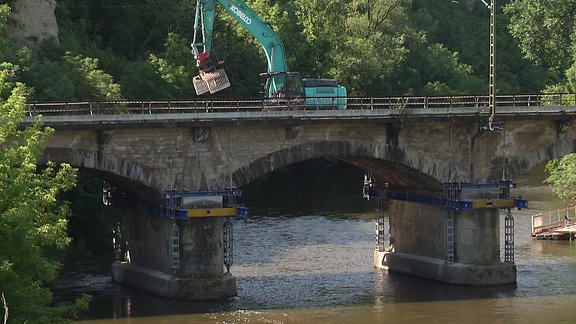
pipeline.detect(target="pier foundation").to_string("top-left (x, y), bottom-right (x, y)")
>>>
top-left (374, 199), bottom-right (517, 286)
top-left (111, 205), bottom-right (237, 300)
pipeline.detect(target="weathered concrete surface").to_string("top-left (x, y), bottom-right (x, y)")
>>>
top-left (125, 207), bottom-right (171, 273)
top-left (42, 120), bottom-right (576, 196)
top-left (374, 252), bottom-right (516, 286)
top-left (387, 200), bottom-right (500, 263)
top-left (179, 217), bottom-right (225, 277)
top-left (388, 200), bottom-right (445, 259)
top-left (111, 263), bottom-right (236, 300)
top-left (380, 200), bottom-right (512, 285)
top-left (455, 209), bottom-right (500, 264)
top-left (112, 205), bottom-right (236, 300)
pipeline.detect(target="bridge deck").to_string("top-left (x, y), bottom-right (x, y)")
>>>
top-left (22, 93), bottom-right (576, 129)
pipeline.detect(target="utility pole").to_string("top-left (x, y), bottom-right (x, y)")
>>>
top-left (453, 0), bottom-right (496, 130)
top-left (488, 0), bottom-right (495, 130)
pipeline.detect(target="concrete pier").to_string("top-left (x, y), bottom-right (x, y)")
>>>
top-left (111, 206), bottom-right (237, 300)
top-left (374, 251), bottom-right (516, 285)
top-left (111, 263), bottom-right (236, 300)
top-left (375, 200), bottom-right (516, 286)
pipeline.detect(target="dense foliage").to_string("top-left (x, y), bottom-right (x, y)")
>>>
top-left (0, 64), bottom-right (88, 321)
top-left (1, 0), bottom-right (566, 102)
top-left (505, 0), bottom-right (576, 93)
top-left (507, 0), bottom-right (576, 195)
top-left (0, 5), bottom-right (89, 322)
top-left (545, 154), bottom-right (576, 202)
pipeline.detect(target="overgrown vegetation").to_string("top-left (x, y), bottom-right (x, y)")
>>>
top-left (2, 0), bottom-right (571, 102)
top-left (0, 4), bottom-right (89, 322)
top-left (545, 154), bottom-right (576, 202)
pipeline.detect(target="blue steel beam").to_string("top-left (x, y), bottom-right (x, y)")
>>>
top-left (368, 183), bottom-right (527, 211)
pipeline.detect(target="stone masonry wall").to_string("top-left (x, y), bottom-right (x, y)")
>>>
top-left (43, 119), bottom-right (576, 196)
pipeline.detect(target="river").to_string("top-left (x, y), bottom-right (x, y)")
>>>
top-left (61, 162), bottom-right (576, 323)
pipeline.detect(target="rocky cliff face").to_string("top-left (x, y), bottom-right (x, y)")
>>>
top-left (7, 0), bottom-right (59, 44)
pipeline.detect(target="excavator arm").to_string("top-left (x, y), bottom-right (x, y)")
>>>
top-left (191, 0), bottom-right (228, 95)
top-left (191, 0), bottom-right (345, 111)
top-left (192, 0), bottom-right (290, 96)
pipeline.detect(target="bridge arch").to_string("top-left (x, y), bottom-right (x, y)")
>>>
top-left (41, 147), bottom-right (161, 201)
top-left (477, 120), bottom-right (576, 182)
top-left (231, 140), bottom-right (444, 193)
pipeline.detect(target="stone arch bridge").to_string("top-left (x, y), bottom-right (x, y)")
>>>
top-left (26, 95), bottom-right (576, 299)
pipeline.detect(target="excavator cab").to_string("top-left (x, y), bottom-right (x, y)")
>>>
top-left (261, 72), bottom-right (305, 108)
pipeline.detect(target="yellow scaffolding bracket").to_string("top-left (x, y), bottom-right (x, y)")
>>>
top-left (471, 199), bottom-right (517, 209)
top-left (187, 207), bottom-right (238, 218)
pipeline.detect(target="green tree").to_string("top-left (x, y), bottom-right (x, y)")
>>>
top-left (0, 6), bottom-right (89, 321)
top-left (545, 154), bottom-right (576, 202)
top-left (293, 0), bottom-right (413, 96)
top-left (12, 49), bottom-right (124, 102)
top-left (505, 0), bottom-right (576, 72)
top-left (148, 32), bottom-right (196, 98)
top-left (0, 62), bottom-right (89, 323)
top-left (62, 53), bottom-right (123, 101)
top-left (3, 0), bottom-right (557, 102)
top-left (413, 0), bottom-right (551, 94)
top-left (505, 0), bottom-right (576, 93)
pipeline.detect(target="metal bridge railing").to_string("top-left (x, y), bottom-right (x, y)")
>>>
top-left (25, 93), bottom-right (576, 117)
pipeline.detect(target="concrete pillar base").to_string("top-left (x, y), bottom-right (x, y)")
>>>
top-left (374, 250), bottom-right (516, 286)
top-left (111, 262), bottom-right (237, 300)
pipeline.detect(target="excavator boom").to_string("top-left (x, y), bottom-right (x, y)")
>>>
top-left (192, 0), bottom-right (290, 95)
top-left (192, 0), bottom-right (346, 110)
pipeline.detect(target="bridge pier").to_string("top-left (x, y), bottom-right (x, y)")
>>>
top-left (111, 202), bottom-right (237, 300)
top-left (374, 199), bottom-right (517, 286)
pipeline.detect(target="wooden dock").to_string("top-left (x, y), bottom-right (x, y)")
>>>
top-left (531, 206), bottom-right (576, 240)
